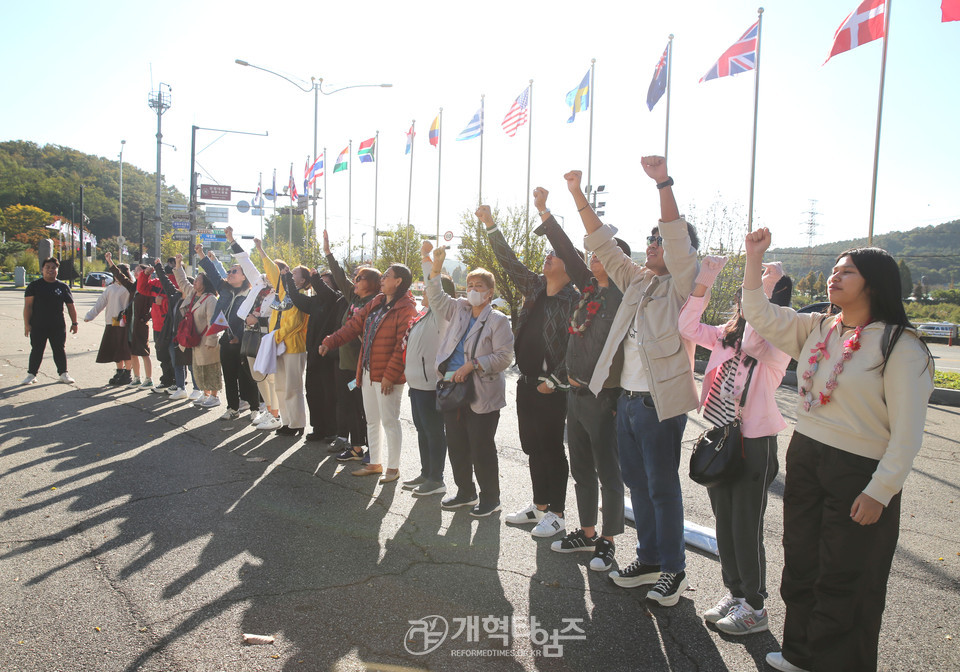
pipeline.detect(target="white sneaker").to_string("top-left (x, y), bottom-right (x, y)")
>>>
top-left (169, 388), bottom-right (188, 400)
top-left (219, 408), bottom-right (239, 420)
top-left (188, 389), bottom-right (204, 401)
top-left (237, 400), bottom-right (250, 413)
top-left (531, 512), bottom-right (565, 538)
top-left (128, 376), bottom-right (142, 387)
top-left (193, 394), bottom-right (210, 406)
top-left (505, 504), bottom-right (546, 525)
top-left (765, 652), bottom-right (810, 672)
top-left (59, 372), bottom-right (75, 384)
top-left (199, 396), bottom-right (221, 408)
top-left (256, 415), bottom-right (283, 430)
top-left (139, 378), bottom-right (155, 389)
top-left (21, 374), bottom-right (37, 385)
top-left (250, 410), bottom-right (265, 425)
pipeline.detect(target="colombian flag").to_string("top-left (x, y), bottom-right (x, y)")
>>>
top-left (429, 115), bottom-right (440, 147)
top-left (566, 70), bottom-right (590, 123)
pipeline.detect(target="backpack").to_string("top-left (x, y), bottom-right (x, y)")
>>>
top-left (176, 295), bottom-right (209, 348)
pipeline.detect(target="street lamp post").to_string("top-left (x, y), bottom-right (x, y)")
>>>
top-left (361, 231), bottom-right (366, 264)
top-left (118, 139), bottom-right (125, 262)
top-left (234, 59), bottom-right (391, 240)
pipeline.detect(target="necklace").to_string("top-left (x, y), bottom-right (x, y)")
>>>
top-left (568, 281), bottom-right (606, 337)
top-left (798, 315), bottom-right (864, 412)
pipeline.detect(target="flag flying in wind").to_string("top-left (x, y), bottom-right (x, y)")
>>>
top-left (945, 0), bottom-right (960, 21)
top-left (334, 146), bottom-right (349, 173)
top-left (303, 158), bottom-right (310, 194)
top-left (502, 87), bottom-right (530, 137)
top-left (253, 184), bottom-right (262, 207)
top-left (825, 0), bottom-right (885, 63)
top-left (457, 107), bottom-right (483, 141)
top-left (565, 71), bottom-right (590, 123)
top-left (205, 310), bottom-right (230, 337)
top-left (266, 170), bottom-right (276, 201)
top-left (405, 124), bottom-right (415, 154)
top-left (646, 43), bottom-right (670, 111)
top-left (700, 21), bottom-right (759, 82)
top-left (288, 168), bottom-right (299, 201)
top-left (429, 115), bottom-right (441, 147)
top-left (306, 154), bottom-right (324, 185)
top-left (358, 138), bottom-right (376, 163)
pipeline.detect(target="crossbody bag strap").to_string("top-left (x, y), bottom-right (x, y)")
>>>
top-left (735, 358), bottom-right (758, 421)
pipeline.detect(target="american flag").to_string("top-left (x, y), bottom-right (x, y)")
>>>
top-left (501, 87), bottom-right (530, 137)
top-left (700, 21), bottom-right (759, 83)
top-left (825, 0), bottom-right (884, 63)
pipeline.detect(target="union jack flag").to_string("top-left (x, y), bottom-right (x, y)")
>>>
top-left (700, 21), bottom-right (759, 83)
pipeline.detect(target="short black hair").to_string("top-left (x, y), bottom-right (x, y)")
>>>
top-left (42, 257), bottom-right (59, 268)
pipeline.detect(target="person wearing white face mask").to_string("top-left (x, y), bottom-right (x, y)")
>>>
top-left (421, 241), bottom-right (515, 517)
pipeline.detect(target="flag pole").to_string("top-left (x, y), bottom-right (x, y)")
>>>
top-left (868, 0), bottom-right (892, 246)
top-left (664, 35), bottom-right (674, 163)
top-left (405, 120), bottom-right (415, 267)
top-left (288, 162), bottom-right (294, 246)
top-left (525, 79), bottom-right (533, 248)
top-left (479, 94), bottom-right (485, 205)
top-left (747, 7), bottom-right (764, 233)
top-left (586, 59), bottom-right (596, 203)
top-left (436, 108), bottom-right (443, 244)
top-left (348, 139), bottom-right (353, 263)
top-left (259, 172), bottom-right (263, 241)
top-left (323, 147), bottom-right (327, 232)
top-left (374, 130), bottom-right (379, 261)
top-left (272, 168), bottom-right (277, 245)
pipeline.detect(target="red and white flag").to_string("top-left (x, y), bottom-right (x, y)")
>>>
top-left (825, 0), bottom-right (885, 64)
top-left (205, 310), bottom-right (230, 337)
top-left (944, 0), bottom-right (960, 22)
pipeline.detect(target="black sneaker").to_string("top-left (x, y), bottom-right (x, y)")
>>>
top-left (336, 447), bottom-right (366, 462)
top-left (327, 437), bottom-right (350, 453)
top-left (550, 529), bottom-right (598, 554)
top-left (646, 571), bottom-right (689, 607)
top-left (609, 559), bottom-right (661, 588)
top-left (441, 492), bottom-right (479, 510)
top-left (469, 501), bottom-right (502, 518)
top-left (589, 538), bottom-right (616, 571)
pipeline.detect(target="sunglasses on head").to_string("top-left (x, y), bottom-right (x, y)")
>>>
top-left (646, 235), bottom-right (663, 247)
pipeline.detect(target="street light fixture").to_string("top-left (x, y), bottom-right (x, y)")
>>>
top-left (234, 59), bottom-right (391, 238)
top-left (119, 139), bottom-right (126, 262)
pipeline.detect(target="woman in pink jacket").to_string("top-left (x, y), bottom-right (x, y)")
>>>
top-left (678, 256), bottom-right (792, 637)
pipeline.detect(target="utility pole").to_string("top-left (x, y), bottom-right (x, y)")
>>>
top-left (148, 83), bottom-right (172, 259)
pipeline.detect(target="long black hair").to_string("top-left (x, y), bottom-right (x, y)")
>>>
top-left (721, 276), bottom-right (793, 356)
top-left (836, 247), bottom-right (931, 374)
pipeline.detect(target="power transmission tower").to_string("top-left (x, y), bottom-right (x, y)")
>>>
top-left (802, 199), bottom-right (819, 274)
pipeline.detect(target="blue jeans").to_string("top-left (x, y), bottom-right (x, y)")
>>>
top-left (408, 388), bottom-right (447, 483)
top-left (169, 340), bottom-right (186, 389)
top-left (617, 393), bottom-right (687, 573)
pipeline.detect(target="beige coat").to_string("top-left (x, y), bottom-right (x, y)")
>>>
top-left (174, 266), bottom-right (220, 366)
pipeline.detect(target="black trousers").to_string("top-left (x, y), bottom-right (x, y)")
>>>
top-left (444, 407), bottom-right (500, 506)
top-left (335, 366), bottom-right (367, 447)
top-left (154, 330), bottom-right (174, 387)
top-left (780, 432), bottom-right (901, 672)
top-left (305, 352), bottom-right (337, 437)
top-left (516, 381), bottom-right (569, 514)
top-left (220, 341), bottom-right (260, 411)
top-left (29, 325), bottom-right (67, 375)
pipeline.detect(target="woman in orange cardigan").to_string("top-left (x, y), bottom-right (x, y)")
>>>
top-left (320, 264), bottom-right (417, 483)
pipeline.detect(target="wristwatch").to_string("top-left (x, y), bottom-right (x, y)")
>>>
top-left (538, 208), bottom-right (551, 217)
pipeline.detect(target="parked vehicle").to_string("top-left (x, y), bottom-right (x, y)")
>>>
top-left (83, 272), bottom-right (114, 287)
top-left (916, 322), bottom-right (958, 341)
top-left (797, 301), bottom-right (839, 314)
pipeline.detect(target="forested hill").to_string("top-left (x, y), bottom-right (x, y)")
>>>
top-left (0, 140), bottom-right (187, 243)
top-left (767, 220), bottom-right (960, 287)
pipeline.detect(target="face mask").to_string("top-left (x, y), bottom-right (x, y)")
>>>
top-left (467, 290), bottom-right (488, 307)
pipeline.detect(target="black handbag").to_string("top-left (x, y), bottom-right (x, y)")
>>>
top-left (240, 328), bottom-right (263, 358)
top-left (689, 359), bottom-right (757, 488)
top-left (436, 318), bottom-right (486, 413)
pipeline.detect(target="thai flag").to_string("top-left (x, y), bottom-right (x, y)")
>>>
top-left (306, 154), bottom-right (324, 185)
top-left (700, 21), bottom-right (759, 82)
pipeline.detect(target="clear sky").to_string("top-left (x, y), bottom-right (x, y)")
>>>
top-left (2, 0), bottom-right (957, 259)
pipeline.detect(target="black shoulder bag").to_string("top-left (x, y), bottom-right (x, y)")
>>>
top-left (689, 358), bottom-right (757, 488)
top-left (436, 318), bottom-right (487, 413)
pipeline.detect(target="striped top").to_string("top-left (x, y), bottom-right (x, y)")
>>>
top-left (702, 351), bottom-right (741, 428)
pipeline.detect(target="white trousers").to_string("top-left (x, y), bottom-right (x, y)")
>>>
top-left (247, 356), bottom-right (278, 410)
top-left (275, 352), bottom-right (307, 429)
top-left (361, 369), bottom-right (404, 469)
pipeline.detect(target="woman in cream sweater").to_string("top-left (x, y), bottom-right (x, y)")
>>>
top-left (741, 228), bottom-right (933, 672)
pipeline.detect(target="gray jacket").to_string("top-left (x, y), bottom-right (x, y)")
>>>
top-left (584, 218), bottom-right (699, 421)
top-left (403, 307), bottom-right (447, 391)
top-left (423, 262), bottom-right (515, 414)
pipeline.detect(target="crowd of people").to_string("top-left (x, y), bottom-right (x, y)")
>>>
top-left (21, 155), bottom-right (935, 672)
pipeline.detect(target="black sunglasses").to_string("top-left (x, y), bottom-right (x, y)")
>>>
top-left (646, 235), bottom-right (663, 247)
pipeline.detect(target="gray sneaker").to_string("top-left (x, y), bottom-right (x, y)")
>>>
top-left (401, 475), bottom-right (427, 491)
top-left (412, 481), bottom-right (447, 497)
top-left (440, 492), bottom-right (479, 509)
top-left (704, 593), bottom-right (741, 624)
top-left (715, 603), bottom-right (768, 635)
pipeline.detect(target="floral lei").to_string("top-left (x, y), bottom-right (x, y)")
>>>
top-left (799, 315), bottom-right (864, 412)
top-left (568, 282), bottom-right (605, 336)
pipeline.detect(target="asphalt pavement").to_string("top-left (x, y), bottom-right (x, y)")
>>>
top-left (0, 288), bottom-right (958, 672)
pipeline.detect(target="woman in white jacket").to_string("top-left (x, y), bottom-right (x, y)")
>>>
top-left (421, 241), bottom-right (514, 518)
top-left (84, 258), bottom-right (133, 385)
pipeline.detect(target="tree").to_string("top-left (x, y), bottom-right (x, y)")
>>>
top-left (373, 221), bottom-right (426, 281)
top-left (898, 259), bottom-right (913, 299)
top-left (264, 209), bottom-right (310, 249)
top-left (2, 204), bottom-right (53, 238)
top-left (457, 206), bottom-right (544, 327)
top-left (914, 282), bottom-right (925, 302)
top-left (813, 272), bottom-right (827, 300)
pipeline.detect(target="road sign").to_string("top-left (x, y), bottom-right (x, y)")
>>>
top-left (251, 207), bottom-right (265, 217)
top-left (168, 203), bottom-right (188, 212)
top-left (200, 184), bottom-right (231, 201)
top-left (172, 220), bottom-right (190, 230)
top-left (199, 234), bottom-right (226, 245)
top-left (443, 231), bottom-right (454, 242)
top-left (205, 206), bottom-right (229, 223)
top-left (194, 227), bottom-right (213, 235)
top-left (236, 200), bottom-right (250, 213)
top-left (171, 232), bottom-right (192, 241)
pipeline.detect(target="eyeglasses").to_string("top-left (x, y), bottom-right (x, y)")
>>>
top-left (545, 249), bottom-right (555, 257)
top-left (646, 235), bottom-right (663, 247)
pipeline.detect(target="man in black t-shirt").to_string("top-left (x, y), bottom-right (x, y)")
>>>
top-left (22, 257), bottom-right (78, 385)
